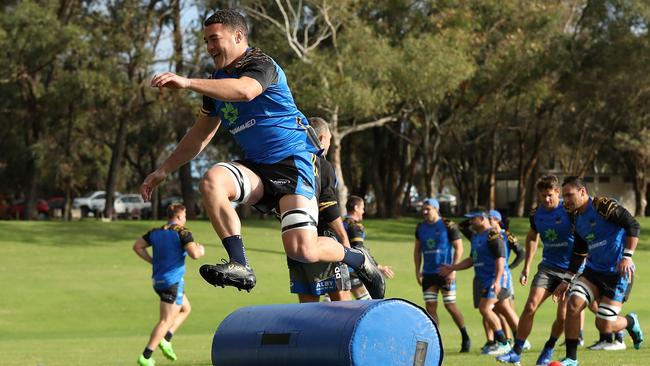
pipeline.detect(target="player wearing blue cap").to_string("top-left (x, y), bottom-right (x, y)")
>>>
top-left (440, 207), bottom-right (512, 356)
top-left (140, 9), bottom-right (384, 299)
top-left (414, 198), bottom-right (471, 352)
top-left (550, 176), bottom-right (643, 366)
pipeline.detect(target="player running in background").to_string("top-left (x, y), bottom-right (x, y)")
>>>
top-left (133, 204), bottom-right (205, 366)
top-left (344, 195), bottom-right (394, 299)
top-left (550, 176), bottom-right (643, 366)
top-left (440, 208), bottom-right (512, 356)
top-left (414, 198), bottom-right (471, 352)
top-left (141, 9), bottom-right (384, 299)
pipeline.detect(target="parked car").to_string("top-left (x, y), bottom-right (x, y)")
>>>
top-left (72, 191), bottom-right (120, 217)
top-left (9, 198), bottom-right (49, 219)
top-left (114, 194), bottom-right (152, 219)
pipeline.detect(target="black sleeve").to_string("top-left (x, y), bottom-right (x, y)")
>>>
top-left (317, 158), bottom-right (340, 224)
top-left (529, 208), bottom-right (538, 232)
top-left (593, 197), bottom-right (640, 238)
top-left (506, 231), bottom-right (525, 269)
top-left (444, 219), bottom-right (462, 241)
top-left (142, 229), bottom-right (154, 246)
top-left (487, 230), bottom-right (507, 258)
top-left (458, 219), bottom-right (474, 240)
top-left (568, 232), bottom-right (588, 273)
top-left (237, 48), bottom-right (278, 92)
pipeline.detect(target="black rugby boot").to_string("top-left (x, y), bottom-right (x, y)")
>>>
top-left (199, 259), bottom-right (256, 292)
top-left (353, 246), bottom-right (385, 299)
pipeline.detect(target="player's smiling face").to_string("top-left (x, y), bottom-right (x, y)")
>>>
top-left (204, 23), bottom-right (243, 70)
top-left (538, 188), bottom-right (560, 210)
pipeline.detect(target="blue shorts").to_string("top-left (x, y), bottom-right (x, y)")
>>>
top-left (154, 279), bottom-right (184, 305)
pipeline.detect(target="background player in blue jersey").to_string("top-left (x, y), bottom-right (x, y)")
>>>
top-left (132, 204), bottom-right (205, 366)
top-left (440, 208), bottom-right (512, 356)
top-left (414, 198), bottom-right (471, 352)
top-left (551, 176), bottom-right (643, 366)
top-left (344, 195), bottom-right (394, 299)
top-left (140, 9), bottom-right (384, 299)
top-left (497, 175), bottom-right (583, 365)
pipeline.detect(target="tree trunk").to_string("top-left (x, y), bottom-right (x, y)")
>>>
top-left (171, 0), bottom-right (196, 219)
top-left (104, 117), bottom-right (128, 218)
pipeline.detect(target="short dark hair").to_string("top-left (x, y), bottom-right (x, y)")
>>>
top-left (346, 195), bottom-right (364, 213)
top-left (536, 175), bottom-right (560, 191)
top-left (204, 9), bottom-right (248, 37)
top-left (562, 176), bottom-right (587, 190)
top-left (308, 117), bottom-right (330, 136)
top-left (167, 203), bottom-right (186, 219)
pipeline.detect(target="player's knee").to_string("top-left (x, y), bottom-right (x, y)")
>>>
top-left (442, 293), bottom-right (457, 305)
top-left (595, 303), bottom-right (621, 329)
top-left (523, 300), bottom-right (539, 315)
top-left (199, 170), bottom-right (225, 197)
top-left (286, 244), bottom-right (319, 263)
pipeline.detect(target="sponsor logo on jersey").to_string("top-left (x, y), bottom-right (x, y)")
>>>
top-left (221, 102), bottom-right (239, 126)
top-left (544, 228), bottom-right (559, 242)
top-left (229, 118), bottom-right (256, 134)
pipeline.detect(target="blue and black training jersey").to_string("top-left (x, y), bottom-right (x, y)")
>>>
top-left (569, 197), bottom-right (640, 274)
top-left (142, 223), bottom-right (195, 290)
top-left (415, 219), bottom-right (461, 274)
top-left (530, 201), bottom-right (575, 270)
top-left (199, 47), bottom-right (321, 164)
top-left (469, 228), bottom-right (508, 289)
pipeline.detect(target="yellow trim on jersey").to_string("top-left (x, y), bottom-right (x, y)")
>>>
top-left (319, 201), bottom-right (337, 211)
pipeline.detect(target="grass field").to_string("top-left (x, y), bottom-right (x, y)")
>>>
top-left (0, 217), bottom-right (648, 366)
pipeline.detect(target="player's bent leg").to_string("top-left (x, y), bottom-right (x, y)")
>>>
top-left (146, 302), bottom-right (181, 361)
top-left (280, 194), bottom-right (385, 298)
top-left (200, 163), bottom-right (263, 238)
top-left (199, 163), bottom-right (263, 290)
top-left (519, 286), bottom-right (551, 341)
top-left (442, 289), bottom-right (471, 353)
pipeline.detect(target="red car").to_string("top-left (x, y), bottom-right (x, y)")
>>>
top-left (9, 199), bottom-right (49, 219)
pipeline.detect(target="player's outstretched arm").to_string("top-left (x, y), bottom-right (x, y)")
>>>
top-left (151, 72), bottom-right (263, 102)
top-left (140, 115), bottom-right (221, 201)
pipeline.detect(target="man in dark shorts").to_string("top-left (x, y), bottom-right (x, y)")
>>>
top-left (133, 204), bottom-right (205, 366)
top-left (140, 9), bottom-right (384, 299)
top-left (414, 198), bottom-right (471, 352)
top-left (285, 117), bottom-right (352, 302)
top-left (550, 176), bottom-right (643, 366)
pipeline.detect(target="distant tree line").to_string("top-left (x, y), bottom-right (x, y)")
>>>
top-left (1, 0), bottom-right (649, 219)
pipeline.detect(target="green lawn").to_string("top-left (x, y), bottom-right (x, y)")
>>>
top-left (0, 217), bottom-right (648, 366)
